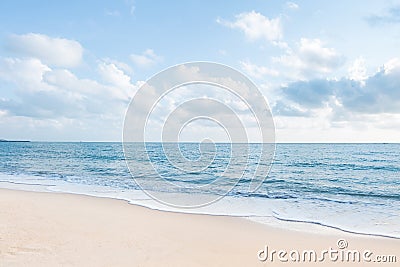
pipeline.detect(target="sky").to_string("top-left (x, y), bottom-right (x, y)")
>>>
top-left (0, 0), bottom-right (400, 142)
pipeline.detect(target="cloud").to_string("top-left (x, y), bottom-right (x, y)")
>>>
top-left (367, 6), bottom-right (400, 25)
top-left (272, 100), bottom-right (310, 117)
top-left (382, 57), bottom-right (400, 74)
top-left (0, 57), bottom-right (50, 91)
top-left (0, 57), bottom-right (138, 120)
top-left (101, 58), bottom-right (134, 75)
top-left (217, 11), bottom-right (282, 43)
top-left (348, 57), bottom-right (367, 84)
top-left (130, 49), bottom-right (161, 67)
top-left (97, 62), bottom-right (133, 90)
top-left (240, 60), bottom-right (279, 79)
top-left (273, 38), bottom-right (344, 79)
top-left (281, 79), bottom-right (337, 108)
top-left (285, 2), bottom-right (299, 10)
top-left (279, 58), bottom-right (400, 116)
top-left (143, 83), bottom-right (262, 142)
top-left (7, 33), bottom-right (83, 68)
top-left (0, 33), bottom-right (141, 141)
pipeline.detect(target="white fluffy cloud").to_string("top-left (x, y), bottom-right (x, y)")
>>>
top-left (382, 57), bottom-right (400, 74)
top-left (217, 11), bottom-right (282, 43)
top-left (273, 38), bottom-right (344, 79)
top-left (0, 31), bottom-right (161, 141)
top-left (0, 57), bottom-right (50, 91)
top-left (0, 57), bottom-right (138, 120)
top-left (101, 58), bottom-right (134, 75)
top-left (7, 33), bottom-right (83, 68)
top-left (348, 57), bottom-right (367, 84)
top-left (98, 62), bottom-right (134, 93)
top-left (0, 55), bottom-right (142, 141)
top-left (130, 49), bottom-right (161, 67)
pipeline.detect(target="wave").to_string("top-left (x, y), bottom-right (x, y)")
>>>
top-left (269, 213), bottom-right (400, 240)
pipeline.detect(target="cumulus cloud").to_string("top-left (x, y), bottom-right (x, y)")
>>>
top-left (7, 33), bottom-right (83, 68)
top-left (101, 58), bottom-right (134, 75)
top-left (273, 38), bottom-right (344, 79)
top-left (0, 33), bottom-right (142, 140)
top-left (130, 49), bottom-right (161, 67)
top-left (382, 57), bottom-right (400, 74)
top-left (98, 62), bottom-right (133, 90)
top-left (240, 60), bottom-right (279, 79)
top-left (0, 57), bottom-right (138, 120)
top-left (279, 58), bottom-right (400, 117)
top-left (0, 57), bottom-right (50, 91)
top-left (217, 11), bottom-right (282, 43)
top-left (348, 57), bottom-right (367, 84)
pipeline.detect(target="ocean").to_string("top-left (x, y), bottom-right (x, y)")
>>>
top-left (0, 142), bottom-right (399, 238)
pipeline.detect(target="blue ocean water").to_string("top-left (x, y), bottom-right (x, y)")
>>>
top-left (0, 142), bottom-right (399, 238)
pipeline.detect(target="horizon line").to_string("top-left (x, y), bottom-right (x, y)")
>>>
top-left (1, 140), bottom-right (399, 144)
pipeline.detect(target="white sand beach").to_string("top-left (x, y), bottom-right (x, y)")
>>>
top-left (0, 189), bottom-right (399, 266)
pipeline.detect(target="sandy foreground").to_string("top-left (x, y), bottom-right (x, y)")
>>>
top-left (0, 189), bottom-right (399, 267)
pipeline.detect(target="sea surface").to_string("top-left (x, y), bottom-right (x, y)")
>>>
top-left (0, 142), bottom-right (399, 238)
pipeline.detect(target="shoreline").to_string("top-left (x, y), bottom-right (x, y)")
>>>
top-left (1, 188), bottom-right (399, 266)
top-left (0, 179), bottom-right (399, 240)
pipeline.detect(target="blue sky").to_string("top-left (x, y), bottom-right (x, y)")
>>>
top-left (0, 0), bottom-right (400, 142)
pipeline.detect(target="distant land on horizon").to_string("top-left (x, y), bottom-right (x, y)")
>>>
top-left (0, 139), bottom-right (30, 142)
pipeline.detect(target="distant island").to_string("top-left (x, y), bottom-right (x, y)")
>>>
top-left (0, 139), bottom-right (30, 142)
